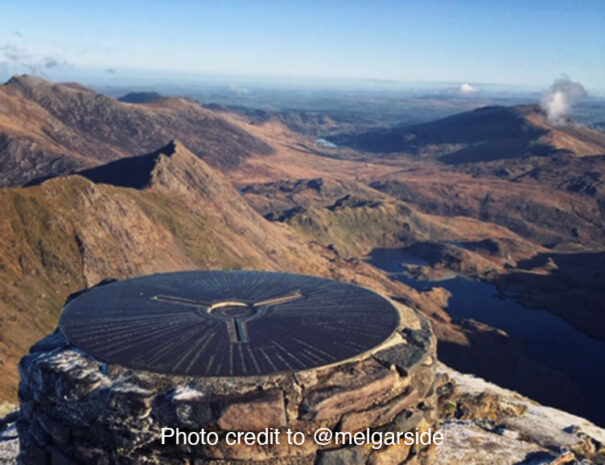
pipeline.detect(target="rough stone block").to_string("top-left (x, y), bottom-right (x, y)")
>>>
top-left (369, 442), bottom-right (412, 465)
top-left (316, 446), bottom-right (367, 465)
top-left (18, 280), bottom-right (437, 465)
top-left (218, 390), bottom-right (286, 430)
top-left (340, 387), bottom-right (420, 433)
top-left (106, 384), bottom-right (154, 418)
top-left (302, 364), bottom-right (398, 421)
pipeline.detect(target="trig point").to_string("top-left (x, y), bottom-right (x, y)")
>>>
top-left (18, 271), bottom-right (438, 465)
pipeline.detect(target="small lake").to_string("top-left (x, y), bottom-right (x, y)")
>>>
top-left (315, 138), bottom-right (338, 148)
top-left (368, 247), bottom-right (605, 427)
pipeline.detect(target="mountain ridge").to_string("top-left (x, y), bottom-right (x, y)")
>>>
top-left (1, 76), bottom-right (604, 430)
top-left (0, 75), bottom-right (274, 187)
top-left (0, 138), bottom-right (416, 401)
top-left (331, 104), bottom-right (605, 163)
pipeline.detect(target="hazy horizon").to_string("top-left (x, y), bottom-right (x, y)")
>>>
top-left (1, 0), bottom-right (604, 92)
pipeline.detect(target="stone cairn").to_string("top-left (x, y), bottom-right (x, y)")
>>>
top-left (18, 274), bottom-right (438, 465)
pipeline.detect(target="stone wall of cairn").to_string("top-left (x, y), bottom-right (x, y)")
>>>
top-left (17, 300), bottom-right (437, 465)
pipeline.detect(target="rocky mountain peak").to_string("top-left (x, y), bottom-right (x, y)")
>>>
top-left (74, 139), bottom-right (199, 190)
top-left (4, 74), bottom-right (50, 90)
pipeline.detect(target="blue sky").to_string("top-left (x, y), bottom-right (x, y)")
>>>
top-left (0, 0), bottom-right (603, 90)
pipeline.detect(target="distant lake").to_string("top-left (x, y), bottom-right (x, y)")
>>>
top-left (315, 138), bottom-right (338, 148)
top-left (368, 247), bottom-right (605, 427)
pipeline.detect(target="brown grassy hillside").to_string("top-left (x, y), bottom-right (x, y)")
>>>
top-left (0, 75), bottom-right (273, 186)
top-left (0, 141), bottom-right (329, 399)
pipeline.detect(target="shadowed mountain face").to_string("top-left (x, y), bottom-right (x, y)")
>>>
top-left (332, 105), bottom-right (605, 163)
top-left (118, 91), bottom-right (165, 104)
top-left (26, 141), bottom-right (182, 188)
top-left (0, 75), bottom-right (273, 187)
top-left (76, 147), bottom-right (171, 189)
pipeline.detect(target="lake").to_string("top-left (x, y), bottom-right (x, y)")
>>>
top-left (368, 247), bottom-right (605, 427)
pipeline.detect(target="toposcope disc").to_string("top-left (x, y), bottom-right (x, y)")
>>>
top-left (59, 270), bottom-right (400, 377)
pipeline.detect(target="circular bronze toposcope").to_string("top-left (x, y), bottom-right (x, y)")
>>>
top-left (59, 270), bottom-right (400, 377)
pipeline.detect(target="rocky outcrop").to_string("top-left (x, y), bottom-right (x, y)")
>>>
top-left (17, 297), bottom-right (438, 465)
top-left (0, 409), bottom-right (19, 464)
top-left (434, 364), bottom-right (605, 465)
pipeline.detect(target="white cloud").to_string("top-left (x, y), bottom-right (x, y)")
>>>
top-left (0, 43), bottom-right (70, 75)
top-left (459, 83), bottom-right (477, 94)
top-left (540, 76), bottom-right (586, 125)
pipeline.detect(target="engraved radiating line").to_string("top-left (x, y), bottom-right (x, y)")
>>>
top-left (224, 319), bottom-right (240, 343)
top-left (252, 290), bottom-right (303, 307)
top-left (152, 295), bottom-right (213, 307)
top-left (188, 275), bottom-right (218, 301)
top-left (291, 337), bottom-right (338, 361)
top-left (132, 323), bottom-right (204, 363)
top-left (73, 317), bottom-right (198, 347)
top-left (259, 347), bottom-right (278, 372)
top-left (266, 302), bottom-right (358, 317)
top-left (273, 350), bottom-right (294, 370)
top-left (67, 307), bottom-right (199, 323)
top-left (233, 319), bottom-right (249, 343)
top-left (320, 321), bottom-right (389, 335)
top-left (246, 345), bottom-right (261, 374)
top-left (74, 320), bottom-right (191, 349)
top-left (274, 292), bottom-right (347, 305)
top-left (263, 337), bottom-right (296, 370)
top-left (293, 316), bottom-right (392, 330)
top-left (237, 343), bottom-right (247, 374)
top-left (69, 320), bottom-right (168, 340)
top-left (228, 344), bottom-right (235, 375)
top-left (241, 272), bottom-right (282, 302)
top-left (65, 310), bottom-right (194, 326)
top-left (69, 315), bottom-right (196, 339)
top-left (271, 339), bottom-right (307, 369)
top-left (323, 329), bottom-right (387, 341)
top-left (214, 350), bottom-right (225, 374)
top-left (253, 320), bottom-right (339, 366)
top-left (205, 354), bottom-right (216, 375)
top-left (250, 274), bottom-right (275, 301)
top-left (100, 320), bottom-right (197, 357)
top-left (295, 350), bottom-right (322, 365)
top-left (146, 322), bottom-right (212, 369)
top-left (215, 272), bottom-right (233, 302)
top-left (64, 314), bottom-right (194, 335)
top-left (143, 333), bottom-right (196, 367)
top-left (332, 340), bottom-right (369, 351)
top-left (104, 325), bottom-right (196, 362)
top-left (320, 327), bottom-right (386, 339)
top-left (182, 329), bottom-right (221, 374)
top-left (342, 320), bottom-right (399, 332)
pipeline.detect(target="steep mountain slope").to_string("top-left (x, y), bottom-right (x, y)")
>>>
top-left (368, 155), bottom-right (605, 248)
top-left (332, 105), bottom-right (605, 163)
top-left (268, 192), bottom-right (539, 260)
top-left (1, 138), bottom-right (583, 418)
top-left (2, 77), bottom-right (603, 426)
top-left (0, 141), bottom-right (349, 401)
top-left (0, 75), bottom-right (273, 186)
top-left (231, 112), bottom-right (605, 249)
